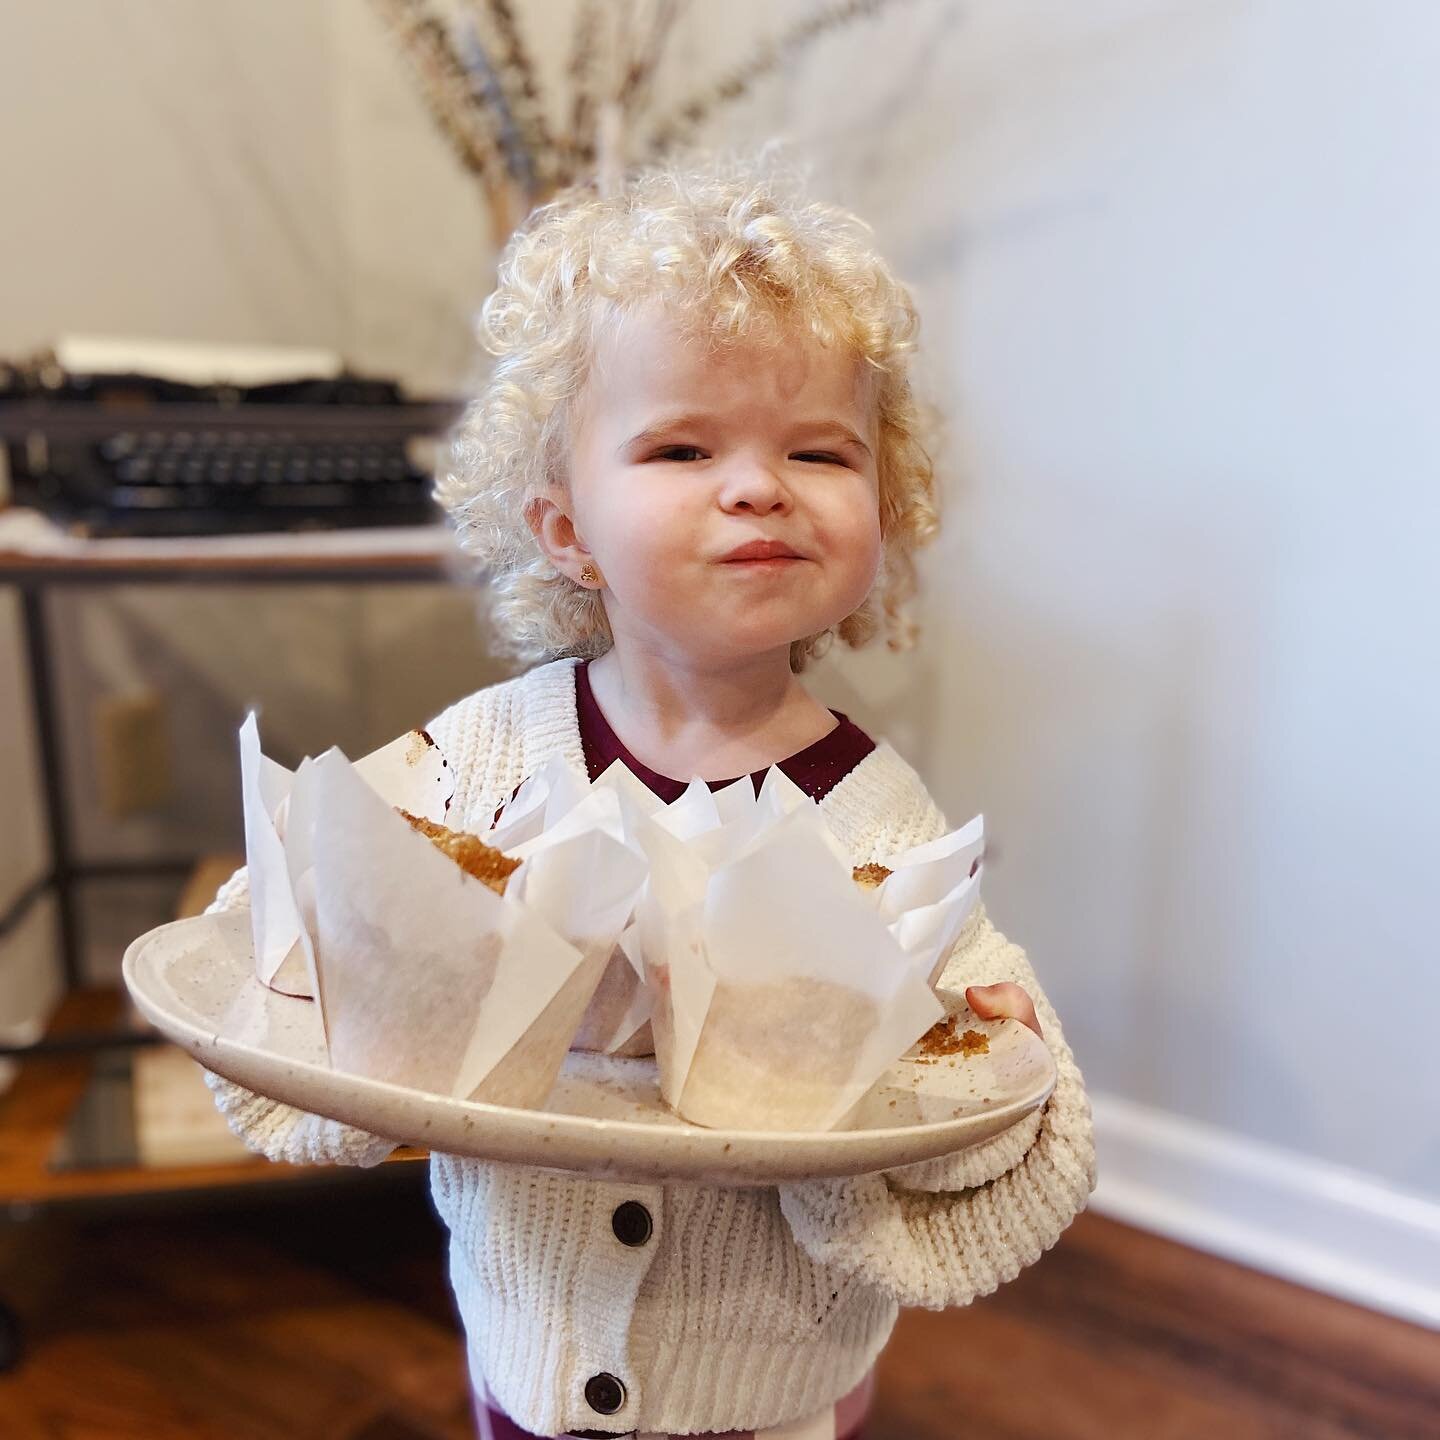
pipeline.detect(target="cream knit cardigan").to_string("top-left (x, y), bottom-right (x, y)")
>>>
top-left (204, 657), bottom-right (1096, 1437)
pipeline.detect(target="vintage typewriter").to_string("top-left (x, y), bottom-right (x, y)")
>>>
top-left (0, 345), bottom-right (462, 537)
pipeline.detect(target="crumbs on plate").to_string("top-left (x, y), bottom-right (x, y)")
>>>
top-left (914, 1013), bottom-right (990, 1063)
top-left (851, 862), bottom-right (892, 890)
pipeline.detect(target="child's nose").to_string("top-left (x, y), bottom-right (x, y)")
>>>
top-left (719, 461), bottom-right (792, 514)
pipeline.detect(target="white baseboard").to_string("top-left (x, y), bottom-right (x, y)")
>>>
top-left (1087, 1092), bottom-right (1440, 1331)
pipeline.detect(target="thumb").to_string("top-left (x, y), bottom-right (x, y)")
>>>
top-left (965, 983), bottom-right (1044, 1040)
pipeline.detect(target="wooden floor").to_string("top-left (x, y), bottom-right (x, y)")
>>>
top-left (0, 1178), bottom-right (1434, 1439)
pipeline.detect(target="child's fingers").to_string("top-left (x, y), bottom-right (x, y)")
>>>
top-left (965, 982), bottom-right (1044, 1040)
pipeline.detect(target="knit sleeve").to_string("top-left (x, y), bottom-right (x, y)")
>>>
top-left (776, 905), bottom-right (1096, 1310)
top-left (198, 864), bottom-right (396, 1169)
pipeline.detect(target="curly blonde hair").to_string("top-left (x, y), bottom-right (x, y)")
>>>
top-left (438, 152), bottom-right (941, 671)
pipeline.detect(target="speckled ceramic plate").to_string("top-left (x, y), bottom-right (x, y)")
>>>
top-left (123, 911), bottom-right (1056, 1184)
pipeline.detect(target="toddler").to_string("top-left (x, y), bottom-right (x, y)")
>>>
top-left (205, 155), bottom-right (1096, 1439)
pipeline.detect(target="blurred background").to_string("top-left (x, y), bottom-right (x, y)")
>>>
top-left (0, 1), bottom-right (1435, 1437)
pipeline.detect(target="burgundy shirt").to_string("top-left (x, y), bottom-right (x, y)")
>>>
top-left (574, 658), bottom-right (875, 804)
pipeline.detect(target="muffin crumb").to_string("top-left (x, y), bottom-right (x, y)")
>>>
top-left (851, 862), bottom-right (892, 890)
top-left (916, 1013), bottom-right (990, 1059)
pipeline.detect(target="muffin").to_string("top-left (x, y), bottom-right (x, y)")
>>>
top-left (397, 809), bottom-right (521, 895)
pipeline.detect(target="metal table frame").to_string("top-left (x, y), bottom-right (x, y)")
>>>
top-left (0, 539), bottom-right (452, 1060)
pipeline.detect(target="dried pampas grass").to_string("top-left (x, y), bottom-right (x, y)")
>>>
top-left (369, 0), bottom-right (927, 245)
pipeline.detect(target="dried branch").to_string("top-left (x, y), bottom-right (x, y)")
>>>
top-left (456, 19), bottom-right (536, 196)
top-left (562, 0), bottom-right (608, 184)
top-left (645, 0), bottom-right (921, 158)
top-left (459, 0), bottom-right (558, 192)
top-left (370, 0), bottom-right (521, 242)
top-left (373, 0), bottom-right (937, 242)
top-left (370, 1), bottom-right (505, 184)
top-left (616, 0), bottom-right (689, 122)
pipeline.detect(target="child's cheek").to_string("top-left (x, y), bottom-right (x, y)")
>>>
top-left (617, 516), bottom-right (692, 610)
top-left (823, 498), bottom-right (884, 583)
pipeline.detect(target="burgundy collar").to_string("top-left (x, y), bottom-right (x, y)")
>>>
top-left (574, 658), bottom-right (876, 804)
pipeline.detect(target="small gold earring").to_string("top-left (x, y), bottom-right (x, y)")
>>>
top-left (579, 564), bottom-right (599, 585)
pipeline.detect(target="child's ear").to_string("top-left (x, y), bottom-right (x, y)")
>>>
top-left (524, 493), bottom-right (594, 580)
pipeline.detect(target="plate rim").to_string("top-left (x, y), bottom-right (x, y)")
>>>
top-left (123, 911), bottom-right (1058, 1178)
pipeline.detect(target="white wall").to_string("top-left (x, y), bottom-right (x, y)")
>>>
top-left (0, 3), bottom-right (344, 358)
top-left (703, 0), bottom-right (1439, 1204)
top-left (751, 0), bottom-right (1439, 1319)
top-left (0, 0), bottom-right (494, 390)
top-left (1, 0), bottom-right (1435, 1306)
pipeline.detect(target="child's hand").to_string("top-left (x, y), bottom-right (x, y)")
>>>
top-left (965, 983), bottom-right (1044, 1040)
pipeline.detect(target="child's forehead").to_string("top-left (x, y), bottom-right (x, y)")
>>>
top-left (586, 300), bottom-right (873, 413)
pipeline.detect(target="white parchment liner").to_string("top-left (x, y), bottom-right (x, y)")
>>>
top-left (239, 713), bottom-right (453, 997)
top-left (864, 814), bottom-right (987, 986)
top-left (491, 755), bottom-right (665, 1057)
top-left (620, 766), bottom-right (985, 1131)
top-left (305, 748), bottom-right (644, 1105)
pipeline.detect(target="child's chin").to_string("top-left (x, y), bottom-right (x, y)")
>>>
top-left (706, 626), bottom-right (835, 661)
top-left (657, 600), bottom-right (844, 658)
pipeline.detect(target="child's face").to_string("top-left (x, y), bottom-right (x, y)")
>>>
top-left (561, 304), bottom-right (883, 667)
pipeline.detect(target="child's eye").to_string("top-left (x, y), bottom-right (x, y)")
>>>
top-left (648, 446), bottom-right (848, 466)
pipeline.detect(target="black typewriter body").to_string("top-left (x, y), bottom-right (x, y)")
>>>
top-left (0, 365), bottom-right (461, 537)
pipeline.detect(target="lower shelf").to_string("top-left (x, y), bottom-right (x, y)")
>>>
top-left (0, 986), bottom-right (425, 1211)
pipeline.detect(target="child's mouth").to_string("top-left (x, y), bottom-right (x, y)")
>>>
top-left (720, 556), bottom-right (805, 569)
